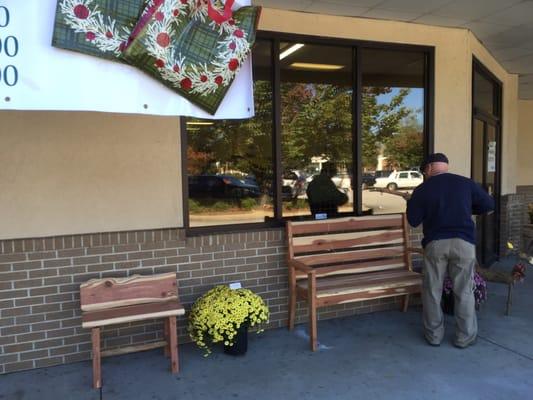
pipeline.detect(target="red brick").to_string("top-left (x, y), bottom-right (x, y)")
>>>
top-left (4, 360), bottom-right (33, 373)
top-left (0, 253), bottom-right (26, 263)
top-left (28, 251), bottom-right (56, 260)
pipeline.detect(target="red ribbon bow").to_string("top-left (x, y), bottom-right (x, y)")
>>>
top-left (207, 0), bottom-right (235, 25)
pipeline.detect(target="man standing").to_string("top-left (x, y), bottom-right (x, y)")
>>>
top-left (407, 153), bottom-right (494, 348)
top-left (306, 162), bottom-right (348, 218)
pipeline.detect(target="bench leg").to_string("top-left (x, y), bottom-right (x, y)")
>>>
top-left (168, 316), bottom-right (179, 374)
top-left (402, 294), bottom-right (410, 312)
top-left (91, 327), bottom-right (101, 389)
top-left (308, 277), bottom-right (317, 352)
top-left (164, 318), bottom-right (170, 357)
top-left (506, 283), bottom-right (513, 316)
top-left (288, 267), bottom-right (296, 331)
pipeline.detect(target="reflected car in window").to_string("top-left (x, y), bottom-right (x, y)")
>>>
top-left (189, 175), bottom-right (261, 199)
top-left (374, 171), bottom-right (423, 190)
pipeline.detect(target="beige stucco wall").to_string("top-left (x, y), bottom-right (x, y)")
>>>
top-left (517, 100), bottom-right (533, 185)
top-left (0, 111), bottom-right (182, 240)
top-left (0, 8), bottom-right (519, 239)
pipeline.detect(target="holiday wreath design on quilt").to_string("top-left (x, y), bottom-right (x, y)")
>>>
top-left (53, 0), bottom-right (261, 114)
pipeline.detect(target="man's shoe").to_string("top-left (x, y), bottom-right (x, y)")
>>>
top-left (424, 335), bottom-right (441, 347)
top-left (453, 337), bottom-right (477, 349)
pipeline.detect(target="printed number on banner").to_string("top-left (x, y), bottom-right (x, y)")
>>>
top-left (0, 6), bottom-right (18, 87)
top-left (0, 65), bottom-right (18, 86)
top-left (0, 36), bottom-right (18, 56)
top-left (0, 6), bottom-right (9, 28)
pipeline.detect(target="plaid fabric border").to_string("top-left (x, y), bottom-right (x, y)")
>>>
top-left (52, 0), bottom-right (147, 60)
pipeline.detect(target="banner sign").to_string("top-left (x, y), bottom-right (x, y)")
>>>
top-left (0, 0), bottom-right (255, 119)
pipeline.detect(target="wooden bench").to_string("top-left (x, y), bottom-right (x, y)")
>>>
top-left (286, 214), bottom-right (422, 351)
top-left (80, 272), bottom-right (185, 389)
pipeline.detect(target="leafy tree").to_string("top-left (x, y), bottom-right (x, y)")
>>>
top-left (383, 113), bottom-right (424, 169)
top-left (187, 80), bottom-right (422, 187)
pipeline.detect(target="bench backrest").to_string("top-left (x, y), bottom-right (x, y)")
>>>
top-left (80, 272), bottom-right (178, 312)
top-left (286, 214), bottom-right (411, 279)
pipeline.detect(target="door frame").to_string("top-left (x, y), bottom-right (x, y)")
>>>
top-left (471, 57), bottom-right (503, 265)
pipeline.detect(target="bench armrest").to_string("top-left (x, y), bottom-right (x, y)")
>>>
top-left (288, 258), bottom-right (314, 274)
top-left (407, 247), bottom-right (424, 255)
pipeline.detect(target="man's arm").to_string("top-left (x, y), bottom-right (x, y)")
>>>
top-left (471, 182), bottom-right (495, 215)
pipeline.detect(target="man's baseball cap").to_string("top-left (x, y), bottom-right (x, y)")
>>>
top-left (420, 153), bottom-right (449, 171)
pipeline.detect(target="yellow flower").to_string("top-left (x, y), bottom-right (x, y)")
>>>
top-left (507, 242), bottom-right (514, 249)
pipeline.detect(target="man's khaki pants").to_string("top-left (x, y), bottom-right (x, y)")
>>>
top-left (423, 238), bottom-right (477, 346)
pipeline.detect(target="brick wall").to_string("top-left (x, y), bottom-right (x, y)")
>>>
top-left (500, 193), bottom-right (525, 255)
top-left (1, 225), bottom-right (423, 374)
top-left (499, 186), bottom-right (533, 256)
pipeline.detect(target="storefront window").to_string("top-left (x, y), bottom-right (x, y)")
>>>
top-left (184, 36), bottom-right (431, 228)
top-left (186, 40), bottom-right (273, 227)
top-left (280, 42), bottom-right (353, 218)
top-left (361, 48), bottom-right (426, 215)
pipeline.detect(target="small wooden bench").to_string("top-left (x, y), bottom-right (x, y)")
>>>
top-left (80, 272), bottom-right (185, 389)
top-left (286, 214), bottom-right (422, 351)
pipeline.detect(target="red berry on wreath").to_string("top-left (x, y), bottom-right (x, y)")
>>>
top-left (200, 75), bottom-right (208, 82)
top-left (181, 78), bottom-right (192, 90)
top-left (119, 42), bottom-right (126, 52)
top-left (106, 31), bottom-right (113, 38)
top-left (228, 19), bottom-right (235, 26)
top-left (157, 32), bottom-right (170, 48)
top-left (228, 58), bottom-right (239, 71)
top-left (155, 59), bottom-right (165, 68)
top-left (215, 76), bottom-right (223, 85)
top-left (173, 9), bottom-right (180, 17)
top-left (234, 30), bottom-right (244, 38)
top-left (155, 12), bottom-right (164, 21)
top-left (173, 65), bottom-right (180, 73)
top-left (180, 0), bottom-right (188, 4)
top-left (73, 4), bottom-right (90, 20)
top-left (86, 32), bottom-right (96, 41)
top-left (229, 42), bottom-right (236, 50)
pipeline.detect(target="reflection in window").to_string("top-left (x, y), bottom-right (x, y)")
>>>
top-left (186, 40), bottom-right (273, 227)
top-left (361, 49), bottom-right (425, 215)
top-left (183, 37), bottom-right (431, 228)
top-left (280, 42), bottom-right (353, 218)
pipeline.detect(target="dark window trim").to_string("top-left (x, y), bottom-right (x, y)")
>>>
top-left (183, 31), bottom-right (435, 234)
top-left (471, 57), bottom-right (503, 261)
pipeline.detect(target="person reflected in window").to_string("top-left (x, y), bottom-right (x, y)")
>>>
top-left (306, 161), bottom-right (348, 218)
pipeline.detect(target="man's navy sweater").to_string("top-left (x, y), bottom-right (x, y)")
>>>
top-left (406, 173), bottom-right (495, 247)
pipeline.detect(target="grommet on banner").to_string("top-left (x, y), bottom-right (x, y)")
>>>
top-left (4, 97), bottom-right (11, 102)
top-left (143, 104), bottom-right (148, 109)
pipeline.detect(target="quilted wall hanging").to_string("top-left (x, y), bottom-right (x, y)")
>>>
top-left (52, 0), bottom-right (261, 114)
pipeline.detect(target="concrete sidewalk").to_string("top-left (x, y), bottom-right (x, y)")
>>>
top-left (1, 258), bottom-right (533, 400)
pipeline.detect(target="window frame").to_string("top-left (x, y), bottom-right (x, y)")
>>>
top-left (182, 31), bottom-right (435, 235)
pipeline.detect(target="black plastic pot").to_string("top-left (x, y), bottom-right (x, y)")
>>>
top-left (441, 292), bottom-right (454, 315)
top-left (224, 324), bottom-right (248, 356)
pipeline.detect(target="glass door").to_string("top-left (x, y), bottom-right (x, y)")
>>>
top-left (472, 59), bottom-right (501, 266)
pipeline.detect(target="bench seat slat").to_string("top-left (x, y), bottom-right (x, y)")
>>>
top-left (292, 229), bottom-right (404, 255)
top-left (294, 257), bottom-right (406, 279)
top-left (82, 301), bottom-right (185, 328)
top-left (316, 285), bottom-right (421, 307)
top-left (297, 270), bottom-right (421, 297)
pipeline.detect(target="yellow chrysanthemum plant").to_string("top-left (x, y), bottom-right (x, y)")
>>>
top-left (188, 285), bottom-right (270, 356)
